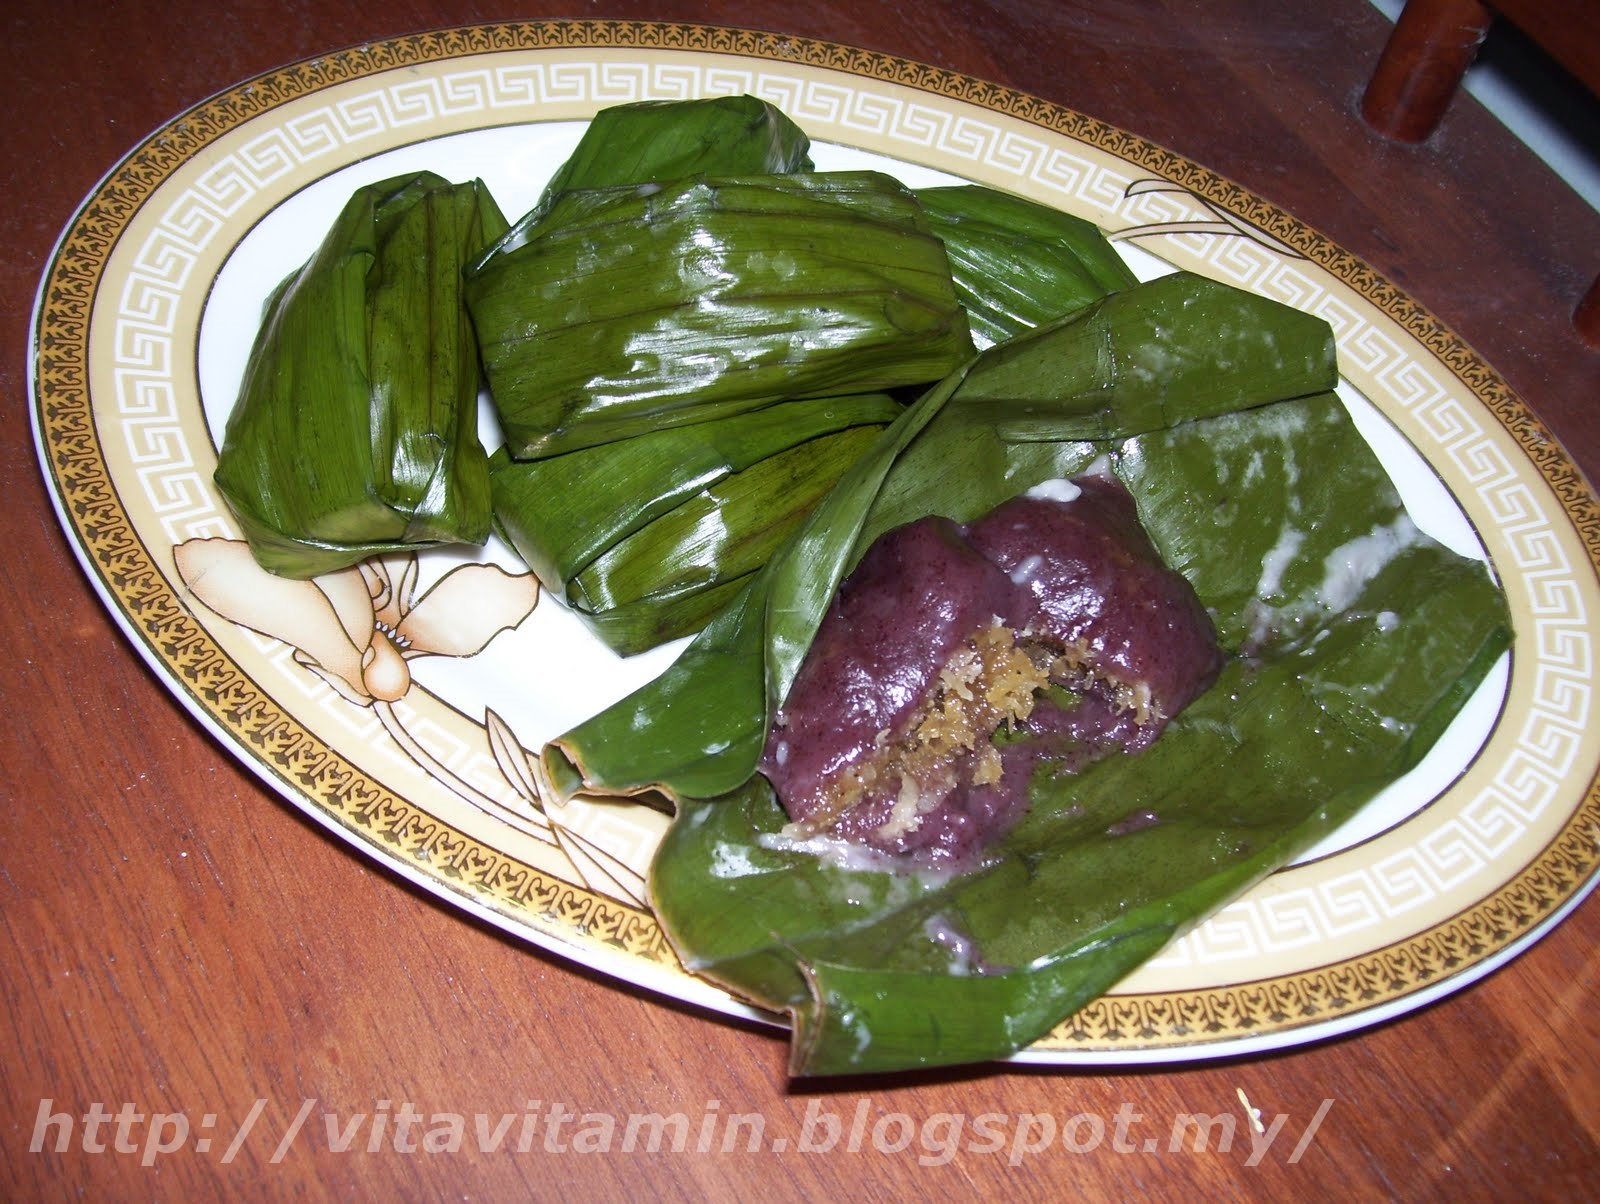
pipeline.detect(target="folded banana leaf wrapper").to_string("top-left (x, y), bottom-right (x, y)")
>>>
top-left (490, 393), bottom-right (903, 655)
top-left (916, 184), bottom-right (1139, 348)
top-left (464, 170), bottom-right (974, 459)
top-left (214, 172), bottom-right (507, 577)
top-left (542, 271), bottom-right (1512, 1076)
top-left (532, 93), bottom-right (813, 207)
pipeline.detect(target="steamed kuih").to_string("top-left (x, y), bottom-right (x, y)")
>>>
top-left (214, 172), bottom-right (507, 577)
top-left (763, 474), bottom-right (1222, 864)
top-left (542, 271), bottom-right (1512, 1076)
top-left (465, 170), bottom-right (973, 459)
top-left (472, 97), bottom-right (1146, 653)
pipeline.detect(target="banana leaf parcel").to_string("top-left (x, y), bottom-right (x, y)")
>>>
top-left (465, 171), bottom-right (973, 459)
top-left (490, 393), bottom-right (904, 655)
top-left (541, 271), bottom-right (1511, 1075)
top-left (917, 184), bottom-right (1139, 348)
top-left (214, 172), bottom-right (507, 577)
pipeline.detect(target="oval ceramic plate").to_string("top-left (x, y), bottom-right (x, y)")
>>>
top-left (30, 22), bottom-right (1600, 1064)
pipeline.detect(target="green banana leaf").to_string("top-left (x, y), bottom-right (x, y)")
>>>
top-left (917, 184), bottom-right (1138, 348)
top-left (540, 271), bottom-right (1510, 1075)
top-left (577, 574), bottom-right (756, 663)
top-left (567, 424), bottom-right (891, 655)
top-left (214, 172), bottom-right (507, 577)
top-left (490, 393), bottom-right (902, 595)
top-left (465, 171), bottom-right (973, 459)
top-left (491, 393), bottom-right (903, 655)
top-left (531, 94), bottom-right (812, 216)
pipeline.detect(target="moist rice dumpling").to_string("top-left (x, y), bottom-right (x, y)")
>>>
top-left (762, 472), bottom-right (1223, 865)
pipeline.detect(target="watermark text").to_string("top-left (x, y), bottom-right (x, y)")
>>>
top-left (26, 1095), bottom-right (1333, 1167)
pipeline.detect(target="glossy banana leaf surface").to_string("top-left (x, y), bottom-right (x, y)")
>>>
top-left (213, 172), bottom-right (507, 577)
top-left (532, 94), bottom-right (812, 209)
top-left (465, 171), bottom-right (973, 458)
top-left (917, 185), bottom-right (1138, 348)
top-left (490, 393), bottom-right (903, 653)
top-left (569, 423), bottom-right (892, 655)
top-left (542, 272), bottom-right (1510, 1075)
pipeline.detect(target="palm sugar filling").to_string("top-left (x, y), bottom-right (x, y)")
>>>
top-left (761, 472), bottom-right (1224, 867)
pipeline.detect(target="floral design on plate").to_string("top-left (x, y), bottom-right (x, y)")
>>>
top-left (174, 541), bottom-right (654, 907)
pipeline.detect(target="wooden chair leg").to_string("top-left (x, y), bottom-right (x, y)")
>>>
top-left (1361, 0), bottom-right (1495, 142)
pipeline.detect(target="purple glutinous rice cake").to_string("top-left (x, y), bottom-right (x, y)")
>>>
top-left (760, 471), bottom-right (1223, 868)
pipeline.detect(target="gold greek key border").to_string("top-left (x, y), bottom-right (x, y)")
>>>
top-left (32, 19), bottom-right (1600, 1050)
top-left (1043, 787), bottom-right (1600, 1050)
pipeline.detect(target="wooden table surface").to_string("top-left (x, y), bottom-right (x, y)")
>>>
top-left (5, 1), bottom-right (1598, 1197)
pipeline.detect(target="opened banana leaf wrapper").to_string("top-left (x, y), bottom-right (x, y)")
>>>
top-left (542, 271), bottom-right (1512, 1075)
top-left (214, 171), bottom-right (507, 577)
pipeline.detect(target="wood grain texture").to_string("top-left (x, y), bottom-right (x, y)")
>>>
top-left (4, 0), bottom-right (1598, 1198)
